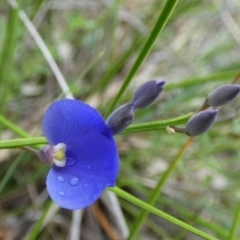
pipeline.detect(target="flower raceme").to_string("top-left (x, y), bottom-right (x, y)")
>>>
top-left (106, 80), bottom-right (166, 135)
top-left (40, 99), bottom-right (119, 210)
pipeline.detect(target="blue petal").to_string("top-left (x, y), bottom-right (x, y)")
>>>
top-left (43, 99), bottom-right (119, 210)
top-left (42, 99), bottom-right (109, 145)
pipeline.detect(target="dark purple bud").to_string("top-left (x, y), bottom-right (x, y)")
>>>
top-left (186, 109), bottom-right (218, 136)
top-left (207, 84), bottom-right (240, 107)
top-left (106, 102), bottom-right (134, 135)
top-left (132, 80), bottom-right (165, 109)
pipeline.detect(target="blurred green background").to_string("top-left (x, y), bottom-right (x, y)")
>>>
top-left (0, 0), bottom-right (240, 239)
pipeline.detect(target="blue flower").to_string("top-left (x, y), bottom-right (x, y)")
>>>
top-left (42, 99), bottom-right (119, 210)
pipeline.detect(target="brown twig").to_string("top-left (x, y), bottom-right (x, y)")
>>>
top-left (91, 203), bottom-right (122, 240)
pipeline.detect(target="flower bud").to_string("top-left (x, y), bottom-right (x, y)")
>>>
top-left (186, 109), bottom-right (218, 136)
top-left (132, 80), bottom-right (165, 109)
top-left (207, 84), bottom-right (240, 107)
top-left (106, 102), bottom-right (135, 135)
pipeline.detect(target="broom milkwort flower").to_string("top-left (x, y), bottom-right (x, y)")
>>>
top-left (40, 99), bottom-right (119, 210)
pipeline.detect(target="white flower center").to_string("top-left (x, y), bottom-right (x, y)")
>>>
top-left (53, 143), bottom-right (67, 167)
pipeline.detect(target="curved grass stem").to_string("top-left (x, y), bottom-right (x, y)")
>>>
top-left (127, 137), bottom-right (194, 240)
top-left (110, 186), bottom-right (218, 240)
top-left (228, 199), bottom-right (240, 240)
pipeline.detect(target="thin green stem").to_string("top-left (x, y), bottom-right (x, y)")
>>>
top-left (160, 197), bottom-right (229, 239)
top-left (228, 199), bottom-right (240, 240)
top-left (0, 113), bottom-right (192, 148)
top-left (128, 137), bottom-right (194, 240)
top-left (0, 137), bottom-right (47, 149)
top-left (109, 187), bottom-right (218, 240)
top-left (106, 0), bottom-right (178, 117)
top-left (92, 37), bottom-right (143, 95)
top-left (28, 200), bottom-right (53, 240)
top-left (123, 113), bottom-right (192, 134)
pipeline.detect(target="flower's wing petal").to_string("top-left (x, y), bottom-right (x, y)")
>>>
top-left (46, 131), bottom-right (119, 210)
top-left (42, 99), bottom-right (107, 145)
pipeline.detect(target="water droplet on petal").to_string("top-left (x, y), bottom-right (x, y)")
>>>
top-left (84, 183), bottom-right (88, 188)
top-left (58, 191), bottom-right (65, 197)
top-left (56, 175), bottom-right (65, 183)
top-left (67, 158), bottom-right (76, 166)
top-left (70, 177), bottom-right (79, 186)
top-left (87, 166), bottom-right (91, 170)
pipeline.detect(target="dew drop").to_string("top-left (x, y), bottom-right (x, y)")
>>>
top-left (84, 183), bottom-right (88, 188)
top-left (56, 175), bottom-right (65, 183)
top-left (70, 177), bottom-right (79, 186)
top-left (87, 165), bottom-right (91, 170)
top-left (58, 191), bottom-right (65, 197)
top-left (67, 158), bottom-right (76, 166)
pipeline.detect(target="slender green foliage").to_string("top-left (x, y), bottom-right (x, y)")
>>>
top-left (0, 152), bottom-right (24, 194)
top-left (0, 115), bottom-right (31, 138)
top-left (228, 199), bottom-right (240, 240)
top-left (106, 0), bottom-right (178, 116)
top-left (128, 137), bottom-right (194, 240)
top-left (110, 187), bottom-right (218, 240)
top-left (0, 7), bottom-right (18, 121)
top-left (0, 137), bottom-right (47, 149)
top-left (28, 201), bottom-right (54, 240)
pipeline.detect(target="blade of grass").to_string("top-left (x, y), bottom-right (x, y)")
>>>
top-left (0, 115), bottom-right (31, 138)
top-left (121, 200), bottom-right (175, 240)
top-left (0, 6), bottom-right (18, 123)
top-left (28, 200), bottom-right (54, 240)
top-left (228, 199), bottom-right (240, 240)
top-left (109, 187), bottom-right (218, 240)
top-left (160, 196), bottom-right (229, 239)
top-left (166, 69), bottom-right (239, 91)
top-left (106, 0), bottom-right (178, 117)
top-left (128, 137), bottom-right (194, 240)
top-left (0, 152), bottom-right (24, 194)
top-left (29, 0), bottom-right (45, 20)
top-left (92, 37), bottom-right (143, 95)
